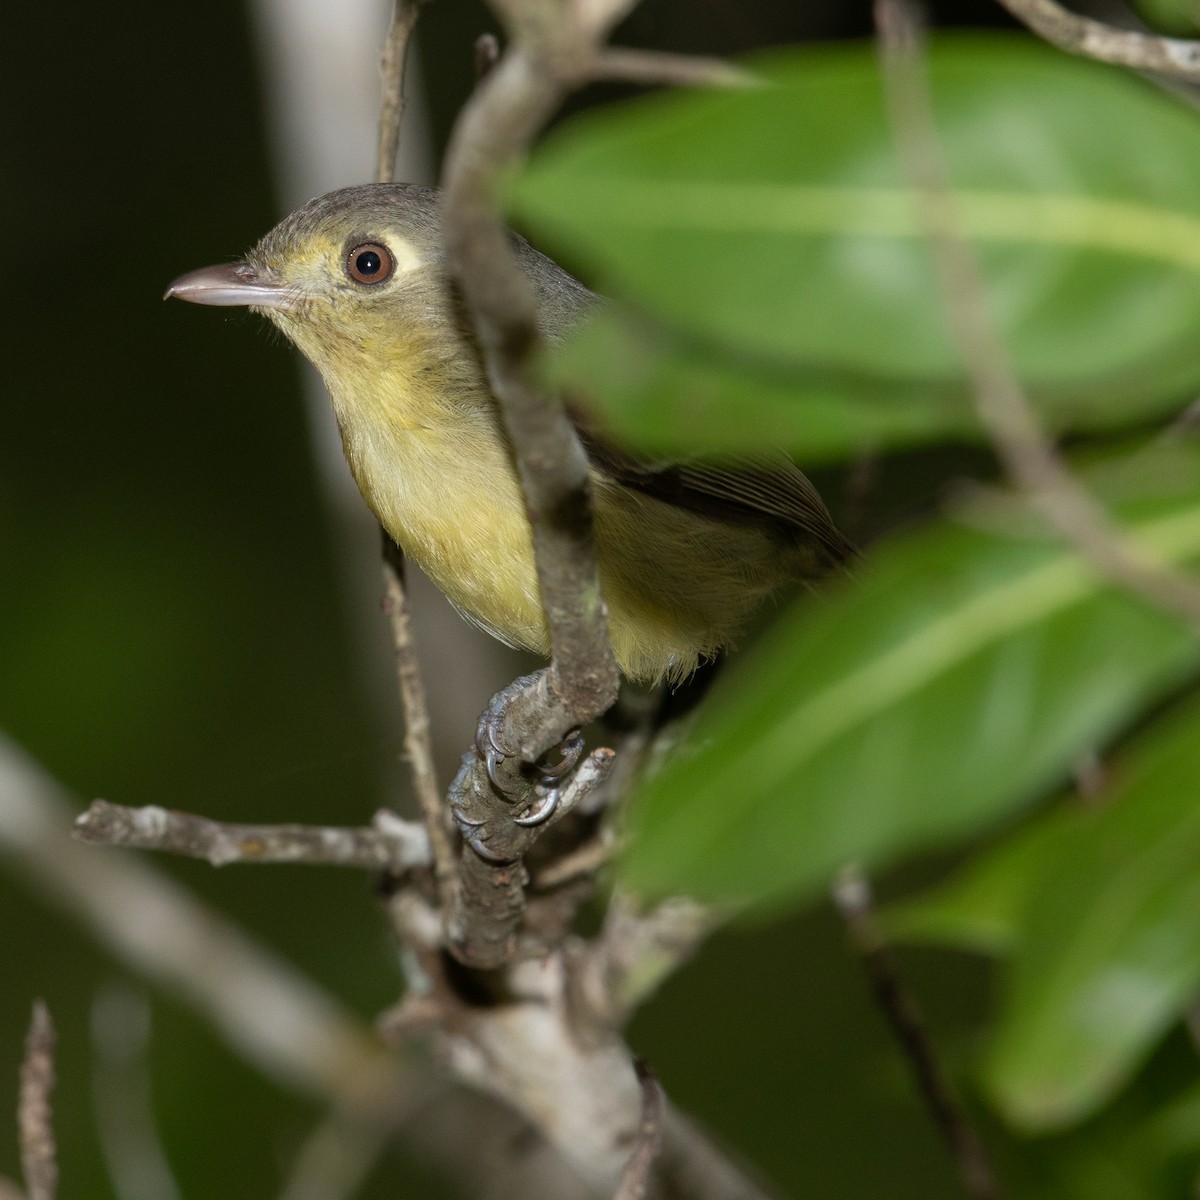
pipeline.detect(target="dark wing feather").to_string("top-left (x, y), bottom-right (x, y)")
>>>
top-left (577, 431), bottom-right (855, 568)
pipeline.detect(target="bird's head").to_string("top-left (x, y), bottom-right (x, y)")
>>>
top-left (166, 183), bottom-right (454, 387)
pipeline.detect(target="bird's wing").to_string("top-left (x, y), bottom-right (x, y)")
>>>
top-left (577, 428), bottom-right (855, 568)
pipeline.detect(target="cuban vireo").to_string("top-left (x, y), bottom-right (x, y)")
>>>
top-left (166, 184), bottom-right (852, 684)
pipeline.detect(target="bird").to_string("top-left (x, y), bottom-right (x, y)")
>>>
top-left (166, 183), bottom-right (853, 686)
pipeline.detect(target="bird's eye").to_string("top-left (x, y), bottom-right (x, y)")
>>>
top-left (346, 242), bottom-right (394, 285)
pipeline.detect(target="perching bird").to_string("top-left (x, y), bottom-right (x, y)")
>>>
top-left (166, 183), bottom-right (852, 685)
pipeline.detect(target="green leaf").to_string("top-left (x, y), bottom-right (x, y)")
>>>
top-left (515, 37), bottom-right (1200, 456)
top-left (1129, 0), bottom-right (1200, 34)
top-left (882, 806), bottom-right (1077, 955)
top-left (983, 697), bottom-right (1200, 1129)
top-left (544, 308), bottom-right (982, 460)
top-left (620, 455), bottom-right (1200, 913)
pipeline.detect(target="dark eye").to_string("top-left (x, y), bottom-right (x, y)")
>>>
top-left (346, 242), bottom-right (394, 285)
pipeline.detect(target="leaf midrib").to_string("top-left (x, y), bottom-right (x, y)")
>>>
top-left (531, 180), bottom-right (1200, 272)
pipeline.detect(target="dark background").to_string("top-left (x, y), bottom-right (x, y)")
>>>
top-left (1, 2), bottom-right (1026, 1197)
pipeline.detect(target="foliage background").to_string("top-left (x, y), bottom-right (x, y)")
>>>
top-left (4, 1), bottom-right (1194, 1198)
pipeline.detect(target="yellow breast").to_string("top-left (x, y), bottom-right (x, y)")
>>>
top-left (327, 366), bottom-right (552, 658)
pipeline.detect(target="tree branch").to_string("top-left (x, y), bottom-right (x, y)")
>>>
top-left (444, 741), bottom-right (615, 966)
top-left (995, 0), bottom-right (1200, 79)
top-left (612, 1061), bottom-right (663, 1200)
top-left (578, 893), bottom-right (715, 1026)
top-left (376, 0), bottom-right (428, 185)
top-left (440, 13), bottom-right (628, 767)
top-left (73, 799), bottom-right (431, 870)
top-left (1, 737), bottom-right (408, 1114)
top-left (373, 1), bottom-right (464, 915)
top-left (18, 1003), bottom-right (57, 1200)
top-left (590, 47), bottom-right (753, 88)
top-left (833, 866), bottom-right (1001, 1200)
top-left (380, 544), bottom-right (460, 895)
top-left (90, 988), bottom-right (183, 1200)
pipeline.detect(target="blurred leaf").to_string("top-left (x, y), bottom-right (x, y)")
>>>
top-left (545, 308), bottom-right (981, 460)
top-left (1006, 1057), bottom-right (1200, 1200)
top-left (1129, 0), bottom-right (1200, 34)
top-left (621, 452), bottom-right (1200, 912)
top-left (516, 37), bottom-right (1200, 456)
top-left (982, 697), bottom-right (1200, 1129)
top-left (883, 806), bottom-right (1077, 955)
top-left (890, 690), bottom-right (1200, 1130)
top-left (1134, 1080), bottom-right (1200, 1160)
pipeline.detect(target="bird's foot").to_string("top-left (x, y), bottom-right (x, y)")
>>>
top-left (450, 671), bottom-right (591, 861)
top-left (475, 671), bottom-right (584, 817)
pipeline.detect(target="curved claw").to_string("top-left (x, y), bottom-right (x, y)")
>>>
top-left (536, 729), bottom-right (584, 786)
top-left (484, 742), bottom-right (506, 791)
top-left (513, 787), bottom-right (561, 828)
top-left (475, 719), bottom-right (510, 793)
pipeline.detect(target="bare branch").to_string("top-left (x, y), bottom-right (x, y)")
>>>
top-left (380, 545), bottom-right (459, 900)
top-left (833, 866), bottom-right (1001, 1200)
top-left (475, 32), bottom-right (501, 80)
top-left (441, 23), bottom-right (626, 766)
top-left (439, 11), bottom-right (746, 763)
top-left (1, 737), bottom-right (408, 1113)
top-left (90, 989), bottom-right (182, 1200)
top-left (277, 1108), bottom-right (391, 1200)
top-left (658, 1106), bottom-right (783, 1200)
top-left (876, 0), bottom-right (1200, 624)
top-left (995, 0), bottom-right (1200, 79)
top-left (612, 1061), bottom-right (662, 1200)
top-left (441, 950), bottom-right (644, 1192)
top-left (376, 0), bottom-right (428, 185)
top-left (18, 1003), bottom-right (57, 1200)
top-left (74, 798), bottom-right (431, 871)
top-left (436, 3), bottom-right (747, 970)
top-left (579, 893), bottom-right (715, 1025)
top-left (590, 47), bottom-right (754, 88)
top-left (373, 0), bottom-right (462, 917)
top-left (530, 829), bottom-right (618, 889)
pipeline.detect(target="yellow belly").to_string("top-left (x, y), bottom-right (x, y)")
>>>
top-left (329, 378), bottom-right (794, 685)
top-left (339, 402), bottom-right (551, 658)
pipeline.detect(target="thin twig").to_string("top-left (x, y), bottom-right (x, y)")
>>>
top-left (73, 798), bottom-right (431, 870)
top-left (833, 867), bottom-right (1000, 1200)
top-left (276, 1108), bottom-right (392, 1200)
top-left (579, 893), bottom-right (715, 1025)
top-left (373, 0), bottom-right (460, 910)
top-left (475, 32), bottom-right (500, 80)
top-left (381, 545), bottom-right (459, 899)
top-left (612, 1061), bottom-right (663, 1200)
top-left (376, 0), bottom-right (428, 185)
top-left (589, 47), bottom-right (754, 88)
top-left (658, 1106), bottom-right (783, 1200)
top-left (876, 0), bottom-right (1200, 624)
top-left (2, 737), bottom-right (407, 1113)
top-left (18, 1003), bottom-right (57, 1200)
top-left (90, 988), bottom-right (182, 1200)
top-left (995, 0), bottom-right (1200, 79)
